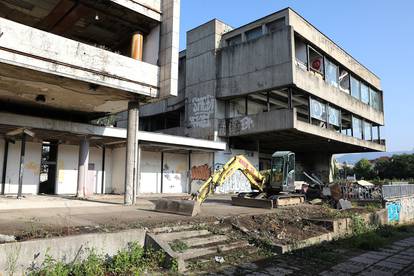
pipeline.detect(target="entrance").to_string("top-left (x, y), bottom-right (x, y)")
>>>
top-left (38, 141), bottom-right (58, 194)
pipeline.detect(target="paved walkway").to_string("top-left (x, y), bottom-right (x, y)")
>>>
top-left (320, 236), bottom-right (414, 276)
top-left (213, 237), bottom-right (414, 275)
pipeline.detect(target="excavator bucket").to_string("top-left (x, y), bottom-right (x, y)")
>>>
top-left (154, 198), bottom-right (201, 216)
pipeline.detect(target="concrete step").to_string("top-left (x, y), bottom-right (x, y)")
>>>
top-left (156, 229), bottom-right (211, 241)
top-left (150, 224), bottom-right (199, 234)
top-left (184, 235), bottom-right (228, 247)
top-left (180, 240), bottom-right (250, 261)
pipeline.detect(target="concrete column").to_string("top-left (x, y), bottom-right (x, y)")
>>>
top-left (125, 101), bottom-right (139, 205)
top-left (1, 139), bottom-right (8, 195)
top-left (131, 32), bottom-right (144, 61)
top-left (17, 134), bottom-right (26, 199)
top-left (77, 137), bottom-right (89, 198)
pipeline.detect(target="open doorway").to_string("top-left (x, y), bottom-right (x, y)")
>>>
top-left (39, 141), bottom-right (58, 194)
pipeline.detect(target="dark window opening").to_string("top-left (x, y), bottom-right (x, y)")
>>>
top-left (245, 26), bottom-right (263, 41)
top-left (39, 140), bottom-right (58, 195)
top-left (266, 18), bottom-right (285, 33)
top-left (140, 108), bottom-right (184, 132)
top-left (227, 34), bottom-right (242, 46)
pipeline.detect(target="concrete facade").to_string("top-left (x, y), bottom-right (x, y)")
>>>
top-left (140, 8), bottom-right (386, 184)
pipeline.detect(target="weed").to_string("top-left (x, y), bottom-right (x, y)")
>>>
top-left (169, 239), bottom-right (189, 253)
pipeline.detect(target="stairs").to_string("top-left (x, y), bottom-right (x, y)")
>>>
top-left (147, 224), bottom-right (253, 272)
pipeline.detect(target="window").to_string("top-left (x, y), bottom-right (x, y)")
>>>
top-left (339, 68), bottom-right (350, 93)
top-left (309, 47), bottom-right (324, 75)
top-left (266, 18), bottom-right (285, 32)
top-left (350, 76), bottom-right (360, 100)
top-left (295, 38), bottom-right (307, 69)
top-left (325, 59), bottom-right (338, 87)
top-left (361, 83), bottom-right (370, 104)
top-left (310, 98), bottom-right (327, 122)
top-left (352, 116), bottom-right (363, 139)
top-left (245, 27), bottom-right (263, 41)
top-left (370, 88), bottom-right (381, 111)
top-left (364, 121), bottom-right (372, 141)
top-left (328, 106), bottom-right (340, 127)
top-left (227, 34), bottom-right (242, 46)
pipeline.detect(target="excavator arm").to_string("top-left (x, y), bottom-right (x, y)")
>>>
top-left (193, 155), bottom-right (266, 204)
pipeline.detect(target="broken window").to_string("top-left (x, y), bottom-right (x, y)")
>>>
top-left (339, 68), bottom-right (350, 94)
top-left (364, 121), bottom-right (372, 141)
top-left (370, 88), bottom-right (381, 111)
top-left (341, 112), bottom-right (352, 136)
top-left (227, 34), bottom-right (242, 47)
top-left (328, 106), bottom-right (340, 127)
top-left (325, 58), bottom-right (338, 87)
top-left (266, 18), bottom-right (285, 33)
top-left (361, 83), bottom-right (370, 105)
top-left (245, 27), bottom-right (263, 41)
top-left (295, 38), bottom-right (308, 69)
top-left (310, 98), bottom-right (327, 122)
top-left (350, 76), bottom-right (360, 100)
top-left (309, 47), bottom-right (324, 75)
top-left (352, 116), bottom-right (363, 139)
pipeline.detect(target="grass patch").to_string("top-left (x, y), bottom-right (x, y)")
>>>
top-left (169, 239), bottom-right (189, 253)
top-left (28, 242), bottom-right (176, 275)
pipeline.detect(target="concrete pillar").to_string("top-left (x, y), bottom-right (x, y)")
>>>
top-left (1, 139), bottom-right (8, 195)
top-left (131, 32), bottom-right (144, 61)
top-left (77, 137), bottom-right (89, 198)
top-left (125, 101), bottom-right (139, 205)
top-left (17, 134), bottom-right (26, 199)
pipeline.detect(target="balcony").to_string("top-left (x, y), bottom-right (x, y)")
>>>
top-left (218, 109), bottom-right (386, 154)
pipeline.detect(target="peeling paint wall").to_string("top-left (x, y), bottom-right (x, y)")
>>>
top-left (4, 141), bottom-right (41, 194)
top-left (56, 145), bottom-right (79, 195)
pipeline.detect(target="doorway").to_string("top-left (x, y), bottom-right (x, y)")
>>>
top-left (39, 141), bottom-right (58, 194)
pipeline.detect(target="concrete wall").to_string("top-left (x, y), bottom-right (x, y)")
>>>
top-left (214, 149), bottom-right (259, 194)
top-left (3, 141), bottom-right (41, 195)
top-left (162, 152), bottom-right (189, 193)
top-left (139, 151), bottom-right (162, 193)
top-left (0, 18), bottom-right (160, 97)
top-left (143, 25), bottom-right (160, 66)
top-left (110, 147), bottom-right (126, 194)
top-left (217, 26), bottom-right (293, 98)
top-left (56, 145), bottom-right (79, 195)
top-left (386, 196), bottom-right (414, 224)
top-left (0, 229), bottom-right (146, 275)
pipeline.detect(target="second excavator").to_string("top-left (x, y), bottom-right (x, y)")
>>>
top-left (154, 151), bottom-right (305, 216)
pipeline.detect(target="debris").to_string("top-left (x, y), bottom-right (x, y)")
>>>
top-left (322, 187), bottom-right (331, 196)
top-left (0, 234), bottom-right (16, 243)
top-left (338, 199), bottom-right (352, 210)
top-left (215, 256), bottom-right (225, 264)
top-left (309, 198), bottom-right (323, 205)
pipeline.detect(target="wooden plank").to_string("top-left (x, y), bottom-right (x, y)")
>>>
top-left (36, 0), bottom-right (76, 31)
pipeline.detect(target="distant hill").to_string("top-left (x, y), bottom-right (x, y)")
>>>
top-left (335, 150), bottom-right (414, 165)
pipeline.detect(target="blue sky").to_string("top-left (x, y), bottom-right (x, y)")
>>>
top-left (179, 0), bottom-right (414, 152)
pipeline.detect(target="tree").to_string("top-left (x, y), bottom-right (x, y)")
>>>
top-left (354, 158), bottom-right (374, 180)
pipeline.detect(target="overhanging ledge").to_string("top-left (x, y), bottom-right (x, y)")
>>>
top-left (0, 112), bottom-right (226, 152)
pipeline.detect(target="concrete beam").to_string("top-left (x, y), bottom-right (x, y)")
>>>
top-left (0, 112), bottom-right (227, 151)
top-left (0, 18), bottom-right (159, 97)
top-left (110, 0), bottom-right (161, 22)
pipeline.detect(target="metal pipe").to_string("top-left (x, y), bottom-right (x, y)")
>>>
top-left (131, 32), bottom-right (144, 61)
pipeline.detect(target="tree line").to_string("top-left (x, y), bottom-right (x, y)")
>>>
top-left (340, 154), bottom-right (414, 181)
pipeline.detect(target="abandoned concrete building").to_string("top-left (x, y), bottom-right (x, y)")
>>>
top-left (138, 8), bottom-right (386, 192)
top-left (0, 4), bottom-right (385, 201)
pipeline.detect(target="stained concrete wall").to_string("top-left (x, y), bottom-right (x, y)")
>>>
top-left (162, 152), bottom-right (189, 193)
top-left (56, 145), bottom-right (79, 195)
top-left (143, 25), bottom-right (160, 66)
top-left (217, 26), bottom-right (293, 98)
top-left (3, 141), bottom-right (41, 195)
top-left (139, 151), bottom-right (162, 194)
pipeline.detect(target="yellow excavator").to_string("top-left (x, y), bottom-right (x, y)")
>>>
top-left (154, 151), bottom-right (305, 216)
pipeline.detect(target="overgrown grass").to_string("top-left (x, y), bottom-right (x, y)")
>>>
top-left (169, 239), bottom-right (189, 253)
top-left (28, 242), bottom-right (177, 276)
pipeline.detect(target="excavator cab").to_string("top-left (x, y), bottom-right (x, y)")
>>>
top-left (269, 151), bottom-right (295, 193)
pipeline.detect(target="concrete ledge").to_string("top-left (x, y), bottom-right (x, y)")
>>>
top-left (0, 229), bottom-right (146, 275)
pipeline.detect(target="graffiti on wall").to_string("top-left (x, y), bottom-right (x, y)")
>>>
top-left (228, 116), bottom-right (254, 135)
top-left (387, 201), bottom-right (401, 222)
top-left (189, 95), bottom-right (215, 128)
